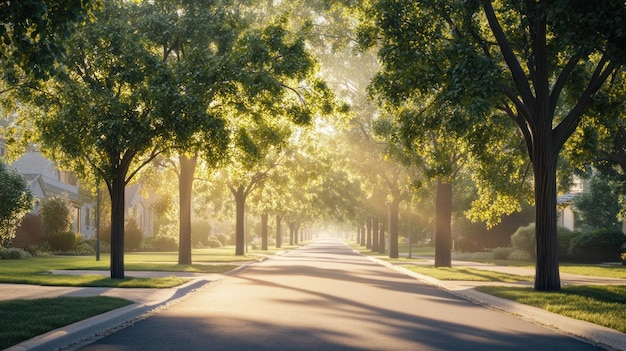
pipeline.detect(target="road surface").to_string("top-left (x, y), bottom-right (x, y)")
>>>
top-left (73, 239), bottom-right (604, 351)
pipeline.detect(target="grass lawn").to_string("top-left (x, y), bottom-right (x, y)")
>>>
top-left (400, 265), bottom-right (533, 282)
top-left (0, 245), bottom-right (297, 288)
top-left (477, 285), bottom-right (626, 333)
top-left (0, 296), bottom-right (132, 349)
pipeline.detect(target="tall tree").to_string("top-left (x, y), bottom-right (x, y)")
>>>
top-left (135, 0), bottom-right (237, 264)
top-left (359, 0), bottom-right (626, 291)
top-left (27, 1), bottom-right (187, 278)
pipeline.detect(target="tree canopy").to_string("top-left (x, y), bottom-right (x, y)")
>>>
top-left (358, 0), bottom-right (626, 291)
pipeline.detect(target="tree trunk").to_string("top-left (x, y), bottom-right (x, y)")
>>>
top-left (434, 179), bottom-right (452, 268)
top-left (360, 225), bottom-right (366, 246)
top-left (379, 222), bottom-right (385, 253)
top-left (533, 141), bottom-right (561, 290)
top-left (261, 212), bottom-right (268, 251)
top-left (372, 217), bottom-right (379, 252)
top-left (234, 186), bottom-right (245, 256)
top-left (389, 198), bottom-right (400, 259)
top-left (275, 214), bottom-right (282, 248)
top-left (356, 226), bottom-right (361, 244)
top-left (365, 217), bottom-right (372, 249)
top-left (178, 154), bottom-right (196, 265)
top-left (289, 221), bottom-right (295, 245)
top-left (295, 222), bottom-right (299, 244)
top-left (109, 173), bottom-right (126, 279)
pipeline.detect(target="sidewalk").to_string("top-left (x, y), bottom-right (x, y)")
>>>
top-left (2, 255), bottom-right (626, 351)
top-left (369, 255), bottom-right (626, 351)
top-left (2, 264), bottom-right (256, 351)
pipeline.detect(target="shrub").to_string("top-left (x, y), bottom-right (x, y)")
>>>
top-left (455, 236), bottom-right (482, 253)
top-left (568, 228), bottom-right (626, 262)
top-left (40, 196), bottom-right (71, 237)
top-left (124, 219), bottom-right (143, 251)
top-left (192, 221), bottom-right (211, 246)
top-left (152, 235), bottom-right (178, 251)
top-left (511, 224), bottom-right (536, 259)
top-left (492, 247), bottom-right (514, 260)
top-left (12, 214), bottom-right (44, 248)
top-left (557, 226), bottom-right (577, 261)
top-left (214, 234), bottom-right (230, 246)
top-left (0, 247), bottom-right (31, 259)
top-left (206, 237), bottom-right (222, 248)
top-left (46, 231), bottom-right (80, 251)
top-left (75, 242), bottom-right (96, 255)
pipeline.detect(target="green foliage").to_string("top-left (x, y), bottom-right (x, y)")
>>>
top-left (0, 247), bottom-right (31, 259)
top-left (492, 247), bottom-right (515, 260)
top-left (0, 162), bottom-right (33, 247)
top-left (511, 224), bottom-right (536, 259)
top-left (0, 0), bottom-right (97, 81)
top-left (214, 234), bottom-right (230, 246)
top-left (206, 237), bottom-right (223, 249)
top-left (12, 213), bottom-right (44, 249)
top-left (512, 224), bottom-right (625, 262)
top-left (191, 221), bottom-right (211, 247)
top-left (573, 177), bottom-right (623, 231)
top-left (568, 229), bottom-right (626, 262)
top-left (46, 231), bottom-right (79, 252)
top-left (75, 241), bottom-right (95, 256)
top-left (124, 219), bottom-right (143, 251)
top-left (40, 196), bottom-right (71, 237)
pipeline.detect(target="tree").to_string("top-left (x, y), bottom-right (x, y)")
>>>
top-left (28, 1), bottom-right (185, 278)
top-left (135, 0), bottom-right (236, 265)
top-left (359, 0), bottom-right (626, 291)
top-left (40, 195), bottom-right (71, 236)
top-left (0, 0), bottom-right (96, 81)
top-left (0, 162), bottom-right (32, 246)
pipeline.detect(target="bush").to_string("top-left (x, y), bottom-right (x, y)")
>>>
top-left (153, 235), bottom-right (178, 251)
top-left (12, 213), bottom-right (44, 248)
top-left (214, 234), bottom-right (230, 246)
top-left (455, 236), bottom-right (482, 253)
top-left (557, 227), bottom-right (577, 261)
top-left (206, 237), bottom-right (222, 248)
top-left (192, 221), bottom-right (211, 246)
top-left (40, 196), bottom-right (71, 237)
top-left (46, 231), bottom-right (80, 251)
top-left (511, 224), bottom-right (536, 259)
top-left (0, 247), bottom-right (31, 259)
top-left (492, 247), bottom-right (514, 259)
top-left (568, 228), bottom-right (626, 262)
top-left (75, 242), bottom-right (96, 255)
top-left (124, 219), bottom-right (144, 251)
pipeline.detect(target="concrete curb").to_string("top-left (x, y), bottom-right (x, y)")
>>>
top-left (5, 259), bottom-right (266, 351)
top-left (367, 255), bottom-right (626, 351)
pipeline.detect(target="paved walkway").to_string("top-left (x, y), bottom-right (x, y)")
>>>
top-left (2, 247), bottom-right (625, 351)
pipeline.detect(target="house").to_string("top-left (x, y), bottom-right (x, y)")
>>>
top-left (9, 151), bottom-right (97, 237)
top-left (557, 176), bottom-right (587, 231)
top-left (3, 146), bottom-right (156, 238)
top-left (125, 183), bottom-right (156, 237)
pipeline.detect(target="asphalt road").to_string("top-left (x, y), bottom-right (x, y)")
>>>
top-left (73, 239), bottom-right (604, 351)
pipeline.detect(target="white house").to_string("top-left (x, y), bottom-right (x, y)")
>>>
top-left (9, 151), bottom-right (97, 237)
top-left (4, 148), bottom-right (156, 238)
top-left (557, 176), bottom-right (587, 231)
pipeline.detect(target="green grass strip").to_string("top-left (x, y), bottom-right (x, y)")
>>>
top-left (477, 285), bottom-right (626, 333)
top-left (0, 274), bottom-right (189, 288)
top-left (0, 296), bottom-right (132, 349)
top-left (401, 265), bottom-right (533, 282)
